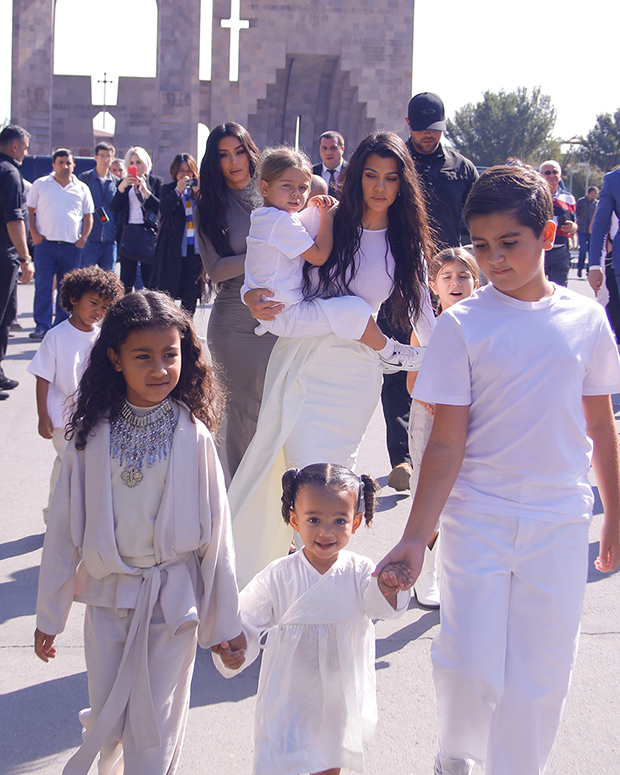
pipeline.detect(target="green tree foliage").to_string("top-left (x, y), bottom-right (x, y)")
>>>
top-left (446, 87), bottom-right (557, 167)
top-left (581, 109), bottom-right (620, 172)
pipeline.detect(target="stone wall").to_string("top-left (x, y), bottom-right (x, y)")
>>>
top-left (11, 0), bottom-right (413, 172)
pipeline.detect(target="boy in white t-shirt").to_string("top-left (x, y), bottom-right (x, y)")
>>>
top-left (377, 165), bottom-right (620, 775)
top-left (28, 265), bottom-right (124, 522)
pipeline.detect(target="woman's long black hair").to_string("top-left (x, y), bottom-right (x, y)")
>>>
top-left (196, 122), bottom-right (260, 258)
top-left (68, 291), bottom-right (222, 449)
top-left (302, 131), bottom-right (434, 329)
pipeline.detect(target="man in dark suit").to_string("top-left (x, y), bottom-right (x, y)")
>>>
top-left (589, 167), bottom-right (620, 302)
top-left (312, 131), bottom-right (348, 197)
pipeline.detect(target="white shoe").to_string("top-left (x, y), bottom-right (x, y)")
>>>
top-left (414, 534), bottom-right (440, 608)
top-left (379, 340), bottom-right (425, 373)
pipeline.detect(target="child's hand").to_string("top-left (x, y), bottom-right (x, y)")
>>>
top-left (34, 628), bottom-right (57, 662)
top-left (38, 414), bottom-right (54, 440)
top-left (377, 563), bottom-right (413, 609)
top-left (380, 562), bottom-right (414, 591)
top-left (595, 518), bottom-right (620, 573)
top-left (211, 631), bottom-right (247, 670)
top-left (307, 195), bottom-right (338, 211)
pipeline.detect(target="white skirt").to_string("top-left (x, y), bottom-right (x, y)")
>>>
top-left (228, 333), bottom-right (382, 589)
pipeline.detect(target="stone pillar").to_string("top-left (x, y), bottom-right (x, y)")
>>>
top-left (155, 0), bottom-right (202, 172)
top-left (11, 0), bottom-right (55, 153)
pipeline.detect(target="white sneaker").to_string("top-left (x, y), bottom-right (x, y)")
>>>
top-left (414, 534), bottom-right (440, 608)
top-left (379, 341), bottom-right (425, 373)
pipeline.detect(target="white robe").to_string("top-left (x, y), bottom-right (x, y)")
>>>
top-left (36, 405), bottom-right (242, 775)
top-left (214, 550), bottom-right (409, 775)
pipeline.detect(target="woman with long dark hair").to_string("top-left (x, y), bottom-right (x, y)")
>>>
top-left (229, 131), bottom-right (435, 587)
top-left (195, 122), bottom-right (277, 478)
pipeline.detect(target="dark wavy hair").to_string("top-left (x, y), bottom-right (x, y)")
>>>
top-left (302, 131), bottom-right (434, 329)
top-left (196, 122), bottom-right (260, 258)
top-left (463, 164), bottom-right (553, 238)
top-left (281, 463), bottom-right (379, 527)
top-left (68, 291), bottom-right (221, 449)
top-left (58, 265), bottom-right (124, 313)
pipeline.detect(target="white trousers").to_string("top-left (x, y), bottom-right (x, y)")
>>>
top-left (43, 428), bottom-right (69, 524)
top-left (432, 511), bottom-right (589, 775)
top-left (80, 602), bottom-right (197, 775)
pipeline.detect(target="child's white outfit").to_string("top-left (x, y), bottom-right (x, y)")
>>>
top-left (36, 403), bottom-right (241, 775)
top-left (413, 283), bottom-right (620, 775)
top-left (213, 549), bottom-right (409, 775)
top-left (243, 206), bottom-right (374, 339)
top-left (27, 319), bottom-right (99, 521)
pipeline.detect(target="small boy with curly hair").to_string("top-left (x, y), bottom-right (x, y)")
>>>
top-left (28, 265), bottom-right (124, 522)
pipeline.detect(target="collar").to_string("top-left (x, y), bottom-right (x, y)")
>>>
top-left (406, 139), bottom-right (445, 163)
top-left (0, 151), bottom-right (21, 169)
top-left (51, 172), bottom-right (76, 187)
top-left (323, 161), bottom-right (343, 174)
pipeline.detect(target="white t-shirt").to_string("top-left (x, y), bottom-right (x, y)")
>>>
top-left (27, 319), bottom-right (99, 427)
top-left (412, 283), bottom-right (620, 522)
top-left (128, 185), bottom-right (145, 224)
top-left (26, 174), bottom-right (94, 242)
top-left (245, 206), bottom-right (315, 306)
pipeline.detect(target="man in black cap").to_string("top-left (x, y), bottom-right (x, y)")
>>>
top-left (405, 91), bottom-right (478, 248)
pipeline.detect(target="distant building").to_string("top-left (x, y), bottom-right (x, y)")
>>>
top-left (11, 0), bottom-right (413, 172)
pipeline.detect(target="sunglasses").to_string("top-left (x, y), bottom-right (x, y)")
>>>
top-left (542, 170), bottom-right (560, 176)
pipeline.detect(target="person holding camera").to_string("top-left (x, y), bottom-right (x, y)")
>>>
top-left (79, 142), bottom-right (119, 272)
top-left (539, 160), bottom-right (577, 286)
top-left (110, 146), bottom-right (162, 292)
top-left (150, 153), bottom-right (203, 314)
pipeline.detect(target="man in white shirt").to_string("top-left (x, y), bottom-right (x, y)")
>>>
top-left (27, 149), bottom-right (94, 339)
top-left (312, 131), bottom-right (348, 198)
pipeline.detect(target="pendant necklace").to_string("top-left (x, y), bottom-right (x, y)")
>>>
top-left (110, 398), bottom-right (178, 487)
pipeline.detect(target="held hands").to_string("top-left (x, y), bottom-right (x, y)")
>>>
top-left (211, 630), bottom-right (247, 670)
top-left (373, 539), bottom-right (428, 590)
top-left (378, 562), bottom-right (414, 608)
top-left (34, 628), bottom-right (57, 662)
top-left (244, 288), bottom-right (284, 321)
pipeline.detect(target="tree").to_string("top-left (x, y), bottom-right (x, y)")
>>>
top-left (581, 109), bottom-right (620, 172)
top-left (445, 87), bottom-right (557, 167)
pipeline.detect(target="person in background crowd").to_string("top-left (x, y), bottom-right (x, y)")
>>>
top-left (312, 131), bottom-right (348, 198)
top-left (79, 142), bottom-right (119, 271)
top-left (539, 160), bottom-right (577, 286)
top-left (0, 124), bottom-right (33, 399)
top-left (109, 158), bottom-right (126, 181)
top-left (27, 148), bottom-right (94, 340)
top-left (575, 186), bottom-right (599, 278)
top-left (379, 92), bottom-right (479, 494)
top-left (110, 146), bottom-right (162, 292)
top-left (151, 153), bottom-right (203, 315)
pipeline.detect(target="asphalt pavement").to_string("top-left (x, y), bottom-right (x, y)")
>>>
top-left (0, 270), bottom-right (618, 774)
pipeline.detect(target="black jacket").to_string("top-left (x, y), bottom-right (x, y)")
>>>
top-left (150, 182), bottom-right (191, 297)
top-left (110, 173), bottom-right (163, 242)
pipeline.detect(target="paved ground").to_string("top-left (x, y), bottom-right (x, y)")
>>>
top-left (0, 269), bottom-right (619, 774)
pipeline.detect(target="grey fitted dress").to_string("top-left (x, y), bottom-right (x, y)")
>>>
top-left (196, 187), bottom-right (277, 479)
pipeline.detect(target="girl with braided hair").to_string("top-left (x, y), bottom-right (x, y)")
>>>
top-left (213, 463), bottom-right (411, 775)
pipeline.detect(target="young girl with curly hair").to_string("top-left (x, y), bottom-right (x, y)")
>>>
top-left (34, 290), bottom-right (243, 775)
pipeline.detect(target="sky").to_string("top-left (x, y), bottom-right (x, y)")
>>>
top-left (1, 0), bottom-right (618, 142)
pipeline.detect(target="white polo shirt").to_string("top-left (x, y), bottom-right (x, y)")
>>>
top-left (27, 173), bottom-right (94, 243)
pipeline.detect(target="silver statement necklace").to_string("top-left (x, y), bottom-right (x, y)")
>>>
top-left (110, 398), bottom-right (178, 487)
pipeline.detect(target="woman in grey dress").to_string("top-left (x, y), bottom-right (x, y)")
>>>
top-left (196, 123), bottom-right (277, 478)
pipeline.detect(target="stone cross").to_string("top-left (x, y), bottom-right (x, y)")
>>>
top-left (220, 0), bottom-right (249, 82)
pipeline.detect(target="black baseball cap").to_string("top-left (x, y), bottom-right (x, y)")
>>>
top-left (407, 92), bottom-right (446, 131)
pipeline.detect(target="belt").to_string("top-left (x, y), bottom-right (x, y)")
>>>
top-left (45, 239), bottom-right (74, 244)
